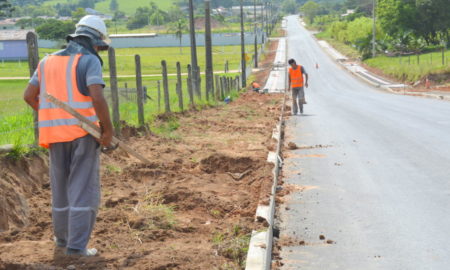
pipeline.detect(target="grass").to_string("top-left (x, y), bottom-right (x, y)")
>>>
top-left (95, 0), bottom-right (177, 15)
top-left (315, 29), bottom-right (450, 83)
top-left (131, 191), bottom-right (177, 230)
top-left (212, 225), bottom-right (251, 269)
top-left (0, 45), bottom-right (253, 77)
top-left (364, 50), bottom-right (450, 82)
top-left (43, 0), bottom-right (178, 16)
top-left (315, 31), bottom-right (361, 59)
top-left (109, 20), bottom-right (255, 35)
top-left (0, 72), bottom-right (242, 146)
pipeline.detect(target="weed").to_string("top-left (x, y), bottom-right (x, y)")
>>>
top-left (105, 164), bottom-right (122, 174)
top-left (212, 225), bottom-right (252, 269)
top-left (210, 209), bottom-right (222, 218)
top-left (152, 116), bottom-right (181, 140)
top-left (130, 191), bottom-right (176, 231)
top-left (5, 140), bottom-right (27, 160)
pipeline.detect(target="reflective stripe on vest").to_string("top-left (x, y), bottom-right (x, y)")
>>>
top-left (38, 54), bottom-right (98, 148)
top-left (289, 66), bottom-right (304, 88)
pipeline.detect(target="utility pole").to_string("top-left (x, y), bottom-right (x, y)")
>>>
top-left (240, 0), bottom-right (246, 88)
top-left (204, 0), bottom-right (214, 100)
top-left (265, 1), bottom-right (268, 37)
top-left (188, 0), bottom-right (200, 97)
top-left (254, 0), bottom-right (258, 68)
top-left (372, 0), bottom-right (376, 58)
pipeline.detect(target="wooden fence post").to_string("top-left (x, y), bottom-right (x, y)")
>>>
top-left (220, 76), bottom-right (225, 99)
top-left (161, 60), bottom-right (171, 113)
top-left (108, 47), bottom-right (121, 136)
top-left (176, 62), bottom-right (184, 111)
top-left (198, 71), bottom-right (202, 99)
top-left (135, 55), bottom-right (145, 127)
top-left (26, 32), bottom-right (39, 144)
top-left (215, 75), bottom-right (220, 101)
top-left (187, 64), bottom-right (195, 106)
top-left (204, 0), bottom-right (214, 101)
top-left (125, 82), bottom-right (128, 99)
top-left (157, 80), bottom-right (161, 112)
top-left (236, 76), bottom-right (240, 92)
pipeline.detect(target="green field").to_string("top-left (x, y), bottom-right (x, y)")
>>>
top-left (364, 51), bottom-right (450, 82)
top-left (43, 0), bottom-right (177, 15)
top-left (0, 72), bottom-right (241, 146)
top-left (0, 45), bottom-right (254, 77)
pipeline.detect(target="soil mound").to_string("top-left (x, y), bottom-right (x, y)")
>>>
top-left (199, 153), bottom-right (256, 174)
top-left (0, 155), bottom-right (49, 232)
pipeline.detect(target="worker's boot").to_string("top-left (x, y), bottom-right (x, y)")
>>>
top-left (54, 237), bottom-right (67, 248)
top-left (66, 248), bottom-right (98, 257)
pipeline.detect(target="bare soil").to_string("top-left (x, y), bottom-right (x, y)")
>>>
top-left (0, 93), bottom-right (283, 268)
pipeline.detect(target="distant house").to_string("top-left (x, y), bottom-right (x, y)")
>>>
top-left (341, 9), bottom-right (355, 17)
top-left (0, 30), bottom-right (31, 61)
top-left (231, 5), bottom-right (264, 16)
top-left (0, 18), bottom-right (20, 30)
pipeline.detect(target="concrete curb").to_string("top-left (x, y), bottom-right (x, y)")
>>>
top-left (245, 91), bottom-right (286, 270)
top-left (245, 19), bottom-right (288, 270)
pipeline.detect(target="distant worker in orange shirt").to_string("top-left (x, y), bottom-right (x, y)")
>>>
top-left (288, 59), bottom-right (309, 115)
top-left (251, 81), bottom-right (261, 92)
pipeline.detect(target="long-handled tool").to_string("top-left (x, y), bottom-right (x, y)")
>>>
top-left (44, 93), bottom-right (151, 164)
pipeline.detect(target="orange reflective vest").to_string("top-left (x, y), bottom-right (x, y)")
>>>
top-left (37, 54), bottom-right (98, 148)
top-left (289, 65), bottom-right (304, 88)
top-left (252, 82), bottom-right (261, 88)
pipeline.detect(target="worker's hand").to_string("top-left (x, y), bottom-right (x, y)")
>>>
top-left (305, 82), bottom-right (309, 88)
top-left (99, 130), bottom-right (113, 147)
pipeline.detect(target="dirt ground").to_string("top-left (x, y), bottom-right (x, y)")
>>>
top-left (0, 42), bottom-right (283, 270)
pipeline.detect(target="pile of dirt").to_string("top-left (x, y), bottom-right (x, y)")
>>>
top-left (0, 155), bottom-right (49, 232)
top-left (194, 17), bottom-right (224, 29)
top-left (0, 91), bottom-right (282, 269)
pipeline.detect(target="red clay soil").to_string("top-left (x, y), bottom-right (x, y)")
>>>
top-left (0, 94), bottom-right (283, 269)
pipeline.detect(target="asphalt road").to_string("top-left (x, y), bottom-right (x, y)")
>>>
top-left (278, 15), bottom-right (450, 270)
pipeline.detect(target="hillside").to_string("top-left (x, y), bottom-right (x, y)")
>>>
top-left (43, 0), bottom-right (178, 16)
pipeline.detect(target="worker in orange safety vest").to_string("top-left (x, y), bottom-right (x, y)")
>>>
top-left (23, 15), bottom-right (113, 257)
top-left (288, 58), bottom-right (309, 115)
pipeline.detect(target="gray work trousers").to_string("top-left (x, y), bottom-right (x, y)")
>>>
top-left (292, 87), bottom-right (305, 114)
top-left (49, 135), bottom-right (100, 250)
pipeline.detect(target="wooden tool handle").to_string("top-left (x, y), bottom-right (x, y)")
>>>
top-left (45, 93), bottom-right (151, 164)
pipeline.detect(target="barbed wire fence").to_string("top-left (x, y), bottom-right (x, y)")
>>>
top-left (0, 32), bottom-right (271, 147)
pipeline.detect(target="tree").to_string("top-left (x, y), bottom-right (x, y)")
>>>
top-left (149, 9), bottom-right (166, 25)
top-left (300, 1), bottom-right (324, 24)
top-left (416, 0), bottom-right (450, 44)
top-left (0, 0), bottom-right (14, 18)
top-left (126, 7), bottom-right (150, 29)
top-left (72, 8), bottom-right (87, 21)
top-left (167, 5), bottom-right (184, 22)
top-left (168, 19), bottom-right (188, 54)
top-left (36, 19), bottom-right (75, 40)
top-left (110, 0), bottom-right (118, 11)
top-left (282, 0), bottom-right (298, 14)
top-left (78, 0), bottom-right (95, 9)
top-left (377, 0), bottom-right (417, 38)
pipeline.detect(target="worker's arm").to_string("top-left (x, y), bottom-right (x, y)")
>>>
top-left (88, 84), bottom-right (113, 147)
top-left (304, 73), bottom-right (309, 88)
top-left (288, 74), bottom-right (291, 91)
top-left (23, 83), bottom-right (40, 111)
